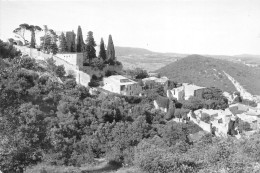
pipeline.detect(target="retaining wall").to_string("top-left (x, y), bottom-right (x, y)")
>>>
top-left (14, 45), bottom-right (90, 87)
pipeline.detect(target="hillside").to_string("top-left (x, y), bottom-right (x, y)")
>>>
top-left (156, 54), bottom-right (260, 95)
top-left (115, 46), bottom-right (187, 71)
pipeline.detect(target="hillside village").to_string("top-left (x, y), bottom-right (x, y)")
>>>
top-left (1, 23), bottom-right (260, 173)
top-left (12, 24), bottom-right (260, 140)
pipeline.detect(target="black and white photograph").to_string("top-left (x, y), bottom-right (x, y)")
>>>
top-left (0, 0), bottom-right (260, 172)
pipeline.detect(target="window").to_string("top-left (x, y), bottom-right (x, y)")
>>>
top-left (121, 85), bottom-right (126, 91)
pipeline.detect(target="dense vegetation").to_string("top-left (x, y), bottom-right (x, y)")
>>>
top-left (1, 40), bottom-right (260, 173)
top-left (156, 54), bottom-right (260, 95)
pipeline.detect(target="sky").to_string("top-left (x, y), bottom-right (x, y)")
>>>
top-left (0, 0), bottom-right (260, 55)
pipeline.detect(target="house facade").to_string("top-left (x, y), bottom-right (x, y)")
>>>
top-left (102, 75), bottom-right (142, 96)
top-left (167, 85), bottom-right (185, 100)
top-left (183, 83), bottom-right (205, 100)
top-left (167, 83), bottom-right (205, 101)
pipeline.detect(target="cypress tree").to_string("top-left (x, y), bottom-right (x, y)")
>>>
top-left (59, 32), bottom-right (68, 53)
top-left (65, 31), bottom-right (76, 52)
top-left (76, 26), bottom-right (84, 52)
top-left (71, 30), bottom-right (76, 52)
top-left (83, 31), bottom-right (96, 65)
top-left (99, 38), bottom-right (107, 62)
top-left (106, 35), bottom-right (115, 63)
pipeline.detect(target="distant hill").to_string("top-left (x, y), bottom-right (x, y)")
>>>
top-left (156, 54), bottom-right (260, 95)
top-left (115, 46), bottom-right (154, 56)
top-left (115, 46), bottom-right (187, 71)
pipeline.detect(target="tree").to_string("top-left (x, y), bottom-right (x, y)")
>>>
top-left (13, 23), bottom-right (30, 44)
top-left (0, 40), bottom-right (21, 59)
top-left (30, 28), bottom-right (36, 48)
top-left (40, 28), bottom-right (58, 54)
top-left (83, 31), bottom-right (96, 65)
top-left (99, 38), bottom-right (107, 62)
top-left (106, 34), bottom-right (116, 64)
top-left (28, 25), bottom-right (42, 48)
top-left (66, 31), bottom-right (76, 52)
top-left (76, 26), bottom-right (84, 52)
top-left (59, 32), bottom-right (68, 52)
top-left (55, 65), bottom-right (66, 78)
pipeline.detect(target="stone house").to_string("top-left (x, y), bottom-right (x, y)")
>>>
top-left (167, 83), bottom-right (205, 101)
top-left (102, 75), bottom-right (142, 96)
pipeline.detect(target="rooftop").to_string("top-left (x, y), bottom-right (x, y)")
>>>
top-left (183, 83), bottom-right (206, 91)
top-left (105, 75), bottom-right (137, 85)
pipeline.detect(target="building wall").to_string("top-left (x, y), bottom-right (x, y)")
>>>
top-left (168, 86), bottom-right (184, 100)
top-left (121, 83), bottom-right (142, 96)
top-left (55, 53), bottom-right (83, 68)
top-left (102, 78), bottom-right (121, 94)
top-left (102, 78), bottom-right (142, 96)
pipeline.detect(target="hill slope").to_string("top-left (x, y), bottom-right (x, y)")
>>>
top-left (156, 54), bottom-right (260, 95)
top-left (115, 46), bottom-right (187, 71)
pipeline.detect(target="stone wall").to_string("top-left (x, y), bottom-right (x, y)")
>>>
top-left (55, 53), bottom-right (83, 68)
top-left (14, 45), bottom-right (90, 87)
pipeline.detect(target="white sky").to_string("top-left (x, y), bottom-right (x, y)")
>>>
top-left (0, 0), bottom-right (260, 55)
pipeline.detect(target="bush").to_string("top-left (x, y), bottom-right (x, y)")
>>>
top-left (88, 74), bottom-right (102, 87)
top-left (0, 39), bottom-right (21, 59)
top-left (20, 56), bottom-right (37, 70)
top-left (134, 140), bottom-right (197, 173)
top-left (64, 79), bottom-right (77, 89)
top-left (55, 65), bottom-right (66, 78)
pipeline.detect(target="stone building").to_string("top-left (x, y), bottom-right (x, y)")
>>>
top-left (102, 75), bottom-right (142, 96)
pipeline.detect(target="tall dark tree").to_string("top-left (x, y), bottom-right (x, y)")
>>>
top-left (99, 38), bottom-right (107, 61)
top-left (59, 32), bottom-right (68, 53)
top-left (71, 30), bottom-right (76, 52)
top-left (76, 26), bottom-right (84, 52)
top-left (66, 31), bottom-right (76, 52)
top-left (28, 25), bottom-right (42, 48)
top-left (83, 31), bottom-right (96, 65)
top-left (106, 34), bottom-right (116, 63)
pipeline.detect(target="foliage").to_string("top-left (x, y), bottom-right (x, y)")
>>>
top-left (99, 38), bottom-right (107, 62)
top-left (66, 31), bottom-right (76, 52)
top-left (83, 31), bottom-right (96, 65)
top-left (88, 74), bottom-right (101, 87)
top-left (55, 65), bottom-right (66, 78)
top-left (179, 87), bottom-right (229, 111)
top-left (13, 23), bottom-right (30, 44)
top-left (0, 39), bottom-right (21, 59)
top-left (76, 25), bottom-right (84, 52)
top-left (126, 68), bottom-right (148, 80)
top-left (28, 25), bottom-right (42, 48)
top-left (19, 56), bottom-right (38, 70)
top-left (59, 32), bottom-right (68, 52)
top-left (40, 28), bottom-right (58, 54)
top-left (106, 35), bottom-right (116, 64)
top-left (2, 41), bottom-right (260, 172)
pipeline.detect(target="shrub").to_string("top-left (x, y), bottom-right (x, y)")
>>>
top-left (20, 56), bottom-right (37, 70)
top-left (64, 79), bottom-right (77, 89)
top-left (134, 140), bottom-right (197, 173)
top-left (55, 65), bottom-right (66, 78)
